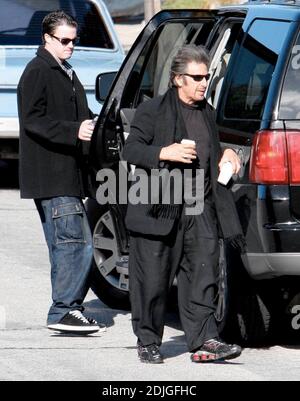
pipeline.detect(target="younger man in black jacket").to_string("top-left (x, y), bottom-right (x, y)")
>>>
top-left (18, 11), bottom-right (104, 334)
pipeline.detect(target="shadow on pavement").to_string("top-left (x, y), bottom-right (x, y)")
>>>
top-left (83, 298), bottom-right (130, 329)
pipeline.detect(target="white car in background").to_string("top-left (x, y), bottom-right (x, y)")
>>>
top-left (0, 0), bottom-right (125, 160)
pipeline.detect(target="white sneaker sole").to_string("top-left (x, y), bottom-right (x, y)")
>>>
top-left (47, 323), bottom-right (100, 334)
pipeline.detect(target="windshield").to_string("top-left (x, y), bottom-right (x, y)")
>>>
top-left (0, 0), bottom-right (114, 49)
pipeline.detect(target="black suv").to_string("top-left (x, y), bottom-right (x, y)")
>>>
top-left (87, 0), bottom-right (300, 345)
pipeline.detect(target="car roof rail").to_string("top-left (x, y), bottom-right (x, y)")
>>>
top-left (246, 0), bottom-right (300, 4)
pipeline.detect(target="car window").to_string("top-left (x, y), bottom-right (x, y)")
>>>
top-left (207, 21), bottom-right (243, 109)
top-left (279, 30), bottom-right (300, 120)
top-left (223, 19), bottom-right (290, 121)
top-left (0, 0), bottom-right (114, 49)
top-left (120, 20), bottom-right (215, 108)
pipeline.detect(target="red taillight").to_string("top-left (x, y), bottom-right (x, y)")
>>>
top-left (250, 130), bottom-right (288, 184)
top-left (286, 132), bottom-right (300, 184)
top-left (250, 130), bottom-right (300, 184)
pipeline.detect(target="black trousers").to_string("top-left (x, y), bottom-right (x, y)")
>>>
top-left (129, 202), bottom-right (220, 352)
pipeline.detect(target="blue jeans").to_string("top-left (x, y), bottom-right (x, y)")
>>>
top-left (35, 197), bottom-right (93, 325)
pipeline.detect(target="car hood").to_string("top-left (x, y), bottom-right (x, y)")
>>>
top-left (0, 47), bottom-right (124, 88)
top-left (0, 47), bottom-right (124, 116)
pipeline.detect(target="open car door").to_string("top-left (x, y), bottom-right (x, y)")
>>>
top-left (90, 9), bottom-right (220, 173)
top-left (86, 7), bottom-right (247, 308)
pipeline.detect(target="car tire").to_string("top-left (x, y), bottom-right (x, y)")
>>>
top-left (236, 286), bottom-right (272, 346)
top-left (85, 198), bottom-right (131, 310)
top-left (218, 245), bottom-right (272, 346)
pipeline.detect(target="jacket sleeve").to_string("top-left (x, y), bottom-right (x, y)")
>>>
top-left (122, 101), bottom-right (163, 169)
top-left (18, 67), bottom-right (80, 147)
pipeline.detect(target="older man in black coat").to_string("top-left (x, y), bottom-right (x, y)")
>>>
top-left (123, 45), bottom-right (244, 364)
top-left (17, 11), bottom-right (103, 334)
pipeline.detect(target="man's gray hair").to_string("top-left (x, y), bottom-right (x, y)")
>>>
top-left (169, 45), bottom-right (210, 87)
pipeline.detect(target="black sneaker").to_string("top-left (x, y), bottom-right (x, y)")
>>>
top-left (47, 310), bottom-right (100, 334)
top-left (191, 338), bottom-right (242, 363)
top-left (86, 317), bottom-right (107, 333)
top-left (137, 344), bottom-right (164, 364)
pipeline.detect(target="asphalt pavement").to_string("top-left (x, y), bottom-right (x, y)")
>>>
top-left (1, 188), bottom-right (300, 381)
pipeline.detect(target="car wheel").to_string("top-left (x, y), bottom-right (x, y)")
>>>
top-left (86, 199), bottom-right (130, 310)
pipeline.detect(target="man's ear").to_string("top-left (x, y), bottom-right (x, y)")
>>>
top-left (44, 33), bottom-right (51, 45)
top-left (174, 75), bottom-right (183, 88)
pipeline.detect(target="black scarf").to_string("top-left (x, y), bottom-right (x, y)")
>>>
top-left (147, 87), bottom-right (186, 220)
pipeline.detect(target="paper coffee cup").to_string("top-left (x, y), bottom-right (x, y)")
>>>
top-left (181, 139), bottom-right (196, 161)
top-left (181, 139), bottom-right (196, 145)
top-left (217, 161), bottom-right (233, 185)
top-left (91, 116), bottom-right (98, 127)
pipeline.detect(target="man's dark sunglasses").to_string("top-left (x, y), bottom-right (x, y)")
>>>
top-left (183, 73), bottom-right (211, 82)
top-left (50, 34), bottom-right (80, 46)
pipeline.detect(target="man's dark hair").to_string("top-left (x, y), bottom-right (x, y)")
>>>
top-left (169, 45), bottom-right (210, 87)
top-left (42, 10), bottom-right (78, 42)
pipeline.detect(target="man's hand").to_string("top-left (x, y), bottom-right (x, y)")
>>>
top-left (219, 148), bottom-right (241, 174)
top-left (159, 143), bottom-right (197, 164)
top-left (78, 120), bottom-right (94, 142)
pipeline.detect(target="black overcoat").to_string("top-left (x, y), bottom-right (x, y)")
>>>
top-left (122, 89), bottom-right (244, 243)
top-left (18, 46), bottom-right (92, 199)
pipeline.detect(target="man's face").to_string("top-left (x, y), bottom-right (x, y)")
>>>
top-left (44, 24), bottom-right (77, 61)
top-left (175, 61), bottom-right (209, 104)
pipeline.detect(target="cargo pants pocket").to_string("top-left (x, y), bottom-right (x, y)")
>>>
top-left (52, 202), bottom-right (86, 244)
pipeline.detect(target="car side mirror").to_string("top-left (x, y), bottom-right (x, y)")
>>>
top-left (95, 72), bottom-right (117, 103)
